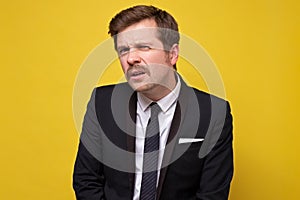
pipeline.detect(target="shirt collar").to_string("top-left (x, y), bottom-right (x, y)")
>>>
top-left (137, 74), bottom-right (181, 113)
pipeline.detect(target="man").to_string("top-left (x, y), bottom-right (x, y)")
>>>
top-left (73, 5), bottom-right (233, 200)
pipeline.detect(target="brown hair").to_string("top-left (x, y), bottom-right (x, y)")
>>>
top-left (108, 5), bottom-right (180, 51)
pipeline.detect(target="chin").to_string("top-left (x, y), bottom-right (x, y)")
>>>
top-left (130, 82), bottom-right (154, 93)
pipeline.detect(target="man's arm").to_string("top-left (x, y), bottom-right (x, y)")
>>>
top-left (73, 89), bottom-right (105, 200)
top-left (73, 142), bottom-right (105, 199)
top-left (196, 101), bottom-right (234, 200)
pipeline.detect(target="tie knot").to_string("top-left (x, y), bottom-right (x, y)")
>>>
top-left (150, 102), bottom-right (161, 118)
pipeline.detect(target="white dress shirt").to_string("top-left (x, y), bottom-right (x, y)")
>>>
top-left (133, 77), bottom-right (181, 200)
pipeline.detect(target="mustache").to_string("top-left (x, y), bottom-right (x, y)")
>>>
top-left (126, 65), bottom-right (150, 77)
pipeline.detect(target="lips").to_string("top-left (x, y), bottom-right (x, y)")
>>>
top-left (131, 71), bottom-right (145, 77)
top-left (127, 68), bottom-right (147, 80)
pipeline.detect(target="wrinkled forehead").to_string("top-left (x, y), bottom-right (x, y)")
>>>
top-left (116, 27), bottom-right (163, 49)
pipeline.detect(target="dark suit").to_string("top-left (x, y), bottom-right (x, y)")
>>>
top-left (73, 78), bottom-right (233, 200)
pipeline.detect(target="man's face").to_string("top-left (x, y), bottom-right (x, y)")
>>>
top-left (116, 19), bottom-right (178, 100)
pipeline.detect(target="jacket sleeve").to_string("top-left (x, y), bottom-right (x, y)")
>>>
top-left (196, 101), bottom-right (234, 200)
top-left (73, 89), bottom-right (105, 200)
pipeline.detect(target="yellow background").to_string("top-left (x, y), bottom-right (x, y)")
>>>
top-left (1, 0), bottom-right (299, 199)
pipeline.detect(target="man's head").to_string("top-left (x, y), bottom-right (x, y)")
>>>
top-left (108, 5), bottom-right (180, 100)
top-left (108, 5), bottom-right (180, 56)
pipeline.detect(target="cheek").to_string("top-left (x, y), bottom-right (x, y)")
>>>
top-left (145, 53), bottom-right (167, 65)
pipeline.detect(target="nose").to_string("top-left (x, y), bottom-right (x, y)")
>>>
top-left (127, 49), bottom-right (141, 65)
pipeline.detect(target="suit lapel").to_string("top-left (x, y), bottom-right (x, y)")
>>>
top-left (156, 103), bottom-right (181, 199)
top-left (126, 91), bottom-right (137, 199)
top-left (157, 79), bottom-right (191, 199)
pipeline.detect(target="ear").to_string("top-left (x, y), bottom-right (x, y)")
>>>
top-left (168, 44), bottom-right (179, 66)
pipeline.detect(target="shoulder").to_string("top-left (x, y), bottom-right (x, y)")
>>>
top-left (191, 87), bottom-right (228, 104)
top-left (179, 76), bottom-right (229, 107)
top-left (189, 87), bottom-right (231, 119)
top-left (93, 82), bottom-right (136, 111)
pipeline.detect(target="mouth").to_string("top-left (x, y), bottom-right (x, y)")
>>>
top-left (128, 69), bottom-right (147, 80)
top-left (131, 71), bottom-right (145, 77)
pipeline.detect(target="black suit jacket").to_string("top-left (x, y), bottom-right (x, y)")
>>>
top-left (73, 79), bottom-right (233, 200)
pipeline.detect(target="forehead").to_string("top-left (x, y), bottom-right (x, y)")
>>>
top-left (116, 19), bottom-right (162, 47)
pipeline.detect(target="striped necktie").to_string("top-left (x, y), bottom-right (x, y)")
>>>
top-left (140, 103), bottom-right (161, 200)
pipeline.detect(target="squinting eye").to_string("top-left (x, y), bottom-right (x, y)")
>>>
top-left (118, 47), bottom-right (130, 55)
top-left (138, 45), bottom-right (151, 51)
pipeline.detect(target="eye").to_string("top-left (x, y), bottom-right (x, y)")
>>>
top-left (137, 45), bottom-right (151, 51)
top-left (118, 47), bottom-right (130, 55)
